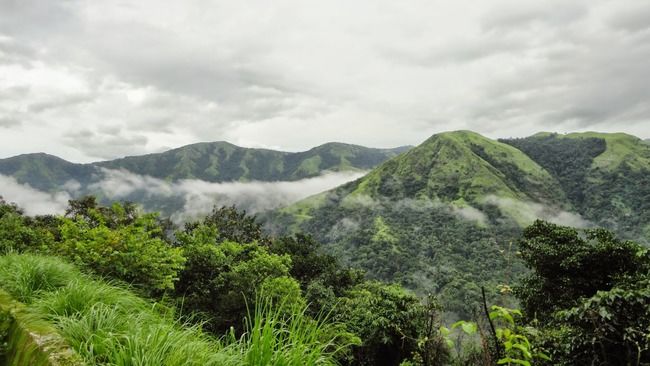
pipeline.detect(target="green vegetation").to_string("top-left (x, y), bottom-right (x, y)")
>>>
top-left (1, 288), bottom-right (83, 366)
top-left (266, 131), bottom-right (556, 318)
top-left (350, 131), bottom-right (562, 203)
top-left (501, 132), bottom-right (650, 243)
top-left (1, 192), bottom-right (649, 365)
top-left (0, 197), bottom-right (456, 365)
top-left (0, 254), bottom-right (353, 365)
top-left (268, 130), bottom-right (650, 322)
top-left (0, 142), bottom-right (409, 194)
top-left (2, 129), bottom-right (650, 365)
top-left (512, 220), bottom-right (650, 365)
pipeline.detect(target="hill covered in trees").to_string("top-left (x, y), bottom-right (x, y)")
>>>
top-left (500, 132), bottom-right (650, 242)
top-left (0, 141), bottom-right (409, 192)
top-left (264, 130), bottom-right (650, 319)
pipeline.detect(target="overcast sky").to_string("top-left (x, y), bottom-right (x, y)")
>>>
top-left (1, 0), bottom-right (649, 163)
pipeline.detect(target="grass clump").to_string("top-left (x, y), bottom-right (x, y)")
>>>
top-left (0, 253), bottom-right (77, 304)
top-left (228, 298), bottom-right (359, 365)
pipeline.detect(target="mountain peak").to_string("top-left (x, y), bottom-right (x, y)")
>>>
top-left (349, 131), bottom-right (562, 204)
top-left (523, 131), bottom-right (650, 171)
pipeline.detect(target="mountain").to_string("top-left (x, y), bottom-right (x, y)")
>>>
top-left (0, 142), bottom-right (409, 190)
top-left (0, 142), bottom-right (410, 217)
top-left (0, 153), bottom-right (97, 192)
top-left (264, 130), bottom-right (650, 318)
top-left (96, 141), bottom-right (410, 182)
top-left (500, 132), bottom-right (650, 242)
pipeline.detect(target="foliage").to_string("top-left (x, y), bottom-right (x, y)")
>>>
top-left (187, 205), bottom-right (270, 245)
top-left (174, 223), bottom-right (297, 333)
top-left (501, 133), bottom-right (650, 244)
top-left (269, 233), bottom-right (364, 297)
top-left (440, 306), bottom-right (549, 366)
top-left (333, 282), bottom-right (448, 366)
top-left (515, 220), bottom-right (650, 365)
top-left (489, 306), bottom-right (550, 366)
top-left (0, 197), bottom-right (55, 254)
top-left (0, 253), bottom-right (359, 366)
top-left (229, 295), bottom-right (360, 365)
top-left (500, 134), bottom-right (606, 206)
top-left (56, 201), bottom-right (185, 291)
top-left (554, 282), bottom-right (650, 365)
top-left (514, 220), bottom-right (650, 319)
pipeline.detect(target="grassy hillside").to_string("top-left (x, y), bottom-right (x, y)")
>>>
top-left (350, 131), bottom-right (563, 204)
top-left (267, 130), bottom-right (650, 318)
top-left (0, 253), bottom-right (350, 366)
top-left (501, 132), bottom-right (650, 243)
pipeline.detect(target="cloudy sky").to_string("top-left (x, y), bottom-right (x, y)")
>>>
top-left (1, 0), bottom-right (649, 163)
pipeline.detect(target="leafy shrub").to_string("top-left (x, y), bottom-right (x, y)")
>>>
top-left (174, 224), bottom-right (296, 333)
top-left (56, 211), bottom-right (185, 291)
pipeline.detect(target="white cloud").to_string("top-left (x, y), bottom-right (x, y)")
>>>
top-left (89, 168), bottom-right (366, 222)
top-left (484, 195), bottom-right (590, 228)
top-left (0, 0), bottom-right (649, 162)
top-left (0, 175), bottom-right (70, 215)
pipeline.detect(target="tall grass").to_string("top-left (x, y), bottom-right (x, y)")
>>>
top-left (0, 254), bottom-right (235, 365)
top-left (225, 297), bottom-right (360, 365)
top-left (0, 254), bottom-right (355, 365)
top-left (0, 253), bottom-right (77, 303)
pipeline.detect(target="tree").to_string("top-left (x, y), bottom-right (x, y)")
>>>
top-left (515, 220), bottom-right (649, 319)
top-left (0, 197), bottom-right (54, 254)
top-left (185, 205), bottom-right (269, 245)
top-left (514, 220), bottom-right (650, 365)
top-left (174, 224), bottom-right (298, 333)
top-left (334, 282), bottom-right (448, 366)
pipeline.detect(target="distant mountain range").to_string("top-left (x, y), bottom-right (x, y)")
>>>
top-left (0, 141), bottom-right (410, 191)
top-left (0, 141), bottom-right (411, 217)
top-left (264, 131), bottom-right (650, 317)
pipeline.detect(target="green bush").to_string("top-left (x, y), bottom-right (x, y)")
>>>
top-left (56, 213), bottom-right (185, 291)
top-left (174, 224), bottom-right (296, 333)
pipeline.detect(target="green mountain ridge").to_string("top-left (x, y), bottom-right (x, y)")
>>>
top-left (0, 142), bottom-right (410, 193)
top-left (0, 153), bottom-right (97, 192)
top-left (500, 131), bottom-right (650, 242)
top-left (350, 131), bottom-right (564, 204)
top-left (97, 141), bottom-right (411, 182)
top-left (264, 130), bottom-right (650, 318)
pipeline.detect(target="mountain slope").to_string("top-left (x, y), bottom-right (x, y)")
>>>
top-left (0, 142), bottom-right (409, 218)
top-left (501, 132), bottom-right (650, 243)
top-left (0, 153), bottom-right (97, 192)
top-left (266, 130), bottom-right (650, 317)
top-left (265, 131), bottom-right (575, 317)
top-left (350, 131), bottom-right (564, 204)
top-left (96, 142), bottom-right (409, 182)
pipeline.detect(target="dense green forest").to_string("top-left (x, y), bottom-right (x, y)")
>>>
top-left (2, 196), bottom-right (649, 365)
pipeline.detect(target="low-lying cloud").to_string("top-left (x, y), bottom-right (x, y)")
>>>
top-left (89, 168), bottom-right (366, 222)
top-left (0, 175), bottom-right (71, 215)
top-left (484, 195), bottom-right (590, 228)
